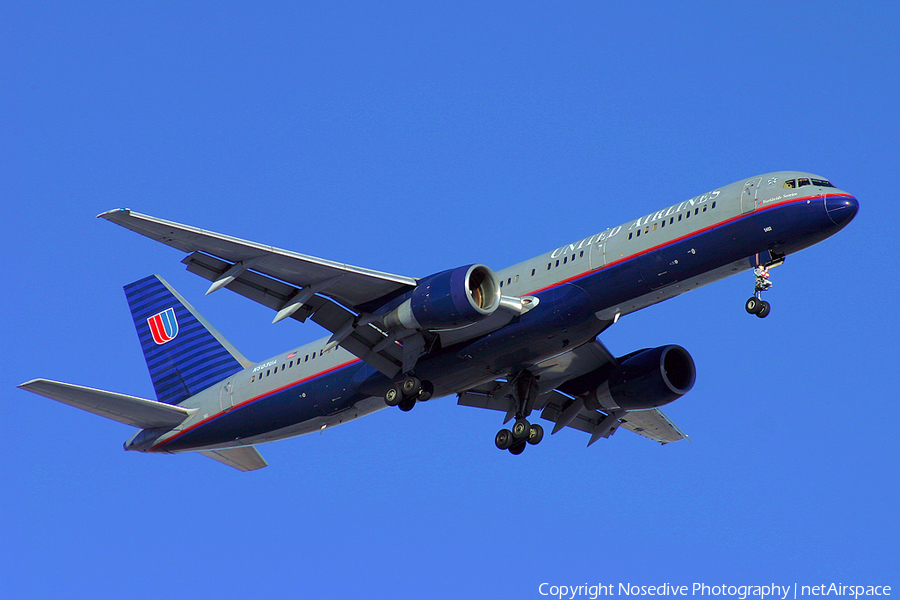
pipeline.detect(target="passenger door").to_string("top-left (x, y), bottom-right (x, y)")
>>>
top-left (741, 178), bottom-right (762, 213)
top-left (219, 379), bottom-right (235, 411)
top-left (590, 231), bottom-right (608, 269)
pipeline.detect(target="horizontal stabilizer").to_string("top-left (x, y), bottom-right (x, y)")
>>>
top-left (200, 446), bottom-right (268, 471)
top-left (18, 379), bottom-right (191, 429)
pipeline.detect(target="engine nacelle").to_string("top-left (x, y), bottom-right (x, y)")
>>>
top-left (584, 345), bottom-right (696, 411)
top-left (383, 264), bottom-right (501, 331)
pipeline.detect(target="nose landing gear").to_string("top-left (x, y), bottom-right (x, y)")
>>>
top-left (745, 265), bottom-right (772, 318)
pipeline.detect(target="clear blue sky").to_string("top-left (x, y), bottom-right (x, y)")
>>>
top-left (3, 2), bottom-right (897, 599)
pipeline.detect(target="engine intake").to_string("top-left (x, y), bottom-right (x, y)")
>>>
top-left (383, 264), bottom-right (501, 331)
top-left (584, 345), bottom-right (696, 412)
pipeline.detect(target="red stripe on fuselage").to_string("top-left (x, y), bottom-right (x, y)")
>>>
top-left (528, 194), bottom-right (840, 295)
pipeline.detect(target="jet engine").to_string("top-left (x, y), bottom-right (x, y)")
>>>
top-left (583, 345), bottom-right (696, 411)
top-left (382, 264), bottom-right (501, 331)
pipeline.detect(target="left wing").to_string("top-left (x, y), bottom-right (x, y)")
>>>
top-left (98, 209), bottom-right (417, 311)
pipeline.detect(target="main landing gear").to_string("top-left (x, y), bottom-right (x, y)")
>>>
top-left (745, 264), bottom-right (772, 319)
top-left (494, 419), bottom-right (544, 455)
top-left (384, 375), bottom-right (434, 412)
top-left (493, 370), bottom-right (544, 455)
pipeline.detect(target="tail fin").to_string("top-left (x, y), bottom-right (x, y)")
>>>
top-left (124, 275), bottom-right (251, 405)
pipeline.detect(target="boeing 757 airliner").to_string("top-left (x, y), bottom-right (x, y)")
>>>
top-left (19, 172), bottom-right (858, 470)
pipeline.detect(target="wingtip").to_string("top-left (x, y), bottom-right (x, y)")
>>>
top-left (96, 208), bottom-right (131, 220)
top-left (17, 378), bottom-right (47, 390)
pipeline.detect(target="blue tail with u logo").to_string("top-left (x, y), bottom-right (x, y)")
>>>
top-left (123, 275), bottom-right (251, 405)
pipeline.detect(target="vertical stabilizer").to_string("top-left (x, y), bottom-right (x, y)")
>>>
top-left (124, 275), bottom-right (251, 405)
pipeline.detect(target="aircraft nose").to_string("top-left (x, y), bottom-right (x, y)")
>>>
top-left (826, 195), bottom-right (859, 226)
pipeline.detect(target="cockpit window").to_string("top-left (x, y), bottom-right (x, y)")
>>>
top-left (784, 177), bottom-right (834, 189)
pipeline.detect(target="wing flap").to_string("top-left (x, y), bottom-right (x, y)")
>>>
top-left (530, 337), bottom-right (616, 390)
top-left (184, 251), bottom-right (405, 377)
top-left (618, 409), bottom-right (689, 444)
top-left (199, 446), bottom-right (268, 471)
top-left (99, 209), bottom-right (417, 310)
top-left (18, 379), bottom-right (191, 429)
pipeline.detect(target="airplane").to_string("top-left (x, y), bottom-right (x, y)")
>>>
top-left (18, 171), bottom-right (858, 471)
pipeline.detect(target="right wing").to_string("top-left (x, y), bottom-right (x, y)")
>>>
top-left (539, 402), bottom-right (689, 445)
top-left (458, 337), bottom-right (690, 446)
top-left (18, 379), bottom-right (191, 429)
top-left (617, 409), bottom-right (690, 444)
